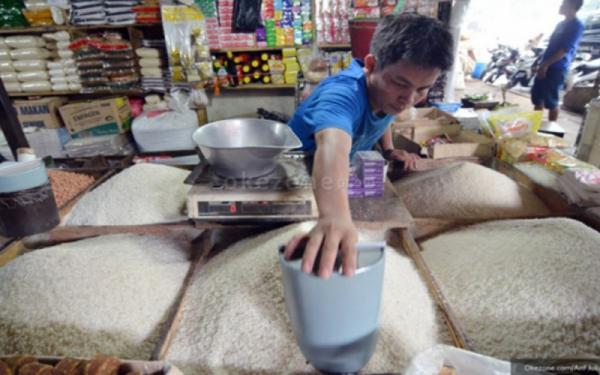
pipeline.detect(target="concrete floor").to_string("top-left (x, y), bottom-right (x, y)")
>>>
top-left (457, 78), bottom-right (584, 147)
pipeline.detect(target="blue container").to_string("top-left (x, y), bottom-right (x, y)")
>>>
top-left (472, 62), bottom-right (486, 79)
top-left (431, 102), bottom-right (462, 114)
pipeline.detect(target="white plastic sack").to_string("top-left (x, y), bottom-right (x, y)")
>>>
top-left (10, 48), bottom-right (51, 60)
top-left (0, 61), bottom-right (13, 73)
top-left (17, 70), bottom-right (49, 82)
top-left (132, 109), bottom-right (199, 152)
top-left (5, 36), bottom-right (46, 49)
top-left (13, 59), bottom-right (47, 72)
top-left (4, 82), bottom-right (22, 92)
top-left (404, 345), bottom-right (511, 375)
top-left (21, 81), bottom-right (52, 92)
top-left (136, 47), bottom-right (160, 58)
top-left (0, 72), bottom-right (18, 83)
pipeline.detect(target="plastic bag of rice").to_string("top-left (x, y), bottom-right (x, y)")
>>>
top-left (393, 162), bottom-right (550, 219)
top-left (0, 234), bottom-right (191, 358)
top-left (64, 163), bottom-right (190, 226)
top-left (421, 218), bottom-right (600, 359)
top-left (166, 223), bottom-right (440, 374)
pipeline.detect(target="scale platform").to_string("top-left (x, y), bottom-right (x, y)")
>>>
top-left (186, 153), bottom-right (318, 222)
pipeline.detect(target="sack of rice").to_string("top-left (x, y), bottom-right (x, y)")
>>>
top-left (421, 218), bottom-right (600, 359)
top-left (393, 162), bottom-right (550, 219)
top-left (166, 223), bottom-right (440, 374)
top-left (0, 234), bottom-right (191, 358)
top-left (64, 164), bottom-right (190, 226)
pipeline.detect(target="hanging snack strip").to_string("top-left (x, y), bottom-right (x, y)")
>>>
top-left (161, 5), bottom-right (213, 86)
top-left (69, 32), bottom-right (139, 92)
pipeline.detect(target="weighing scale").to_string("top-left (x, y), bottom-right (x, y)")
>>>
top-left (186, 152), bottom-right (317, 222)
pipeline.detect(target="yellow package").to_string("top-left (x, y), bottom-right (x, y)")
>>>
top-left (487, 110), bottom-right (543, 139)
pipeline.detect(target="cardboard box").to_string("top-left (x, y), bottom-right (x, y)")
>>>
top-left (393, 107), bottom-right (462, 144)
top-left (59, 97), bottom-right (132, 137)
top-left (13, 97), bottom-right (68, 129)
top-left (427, 130), bottom-right (495, 159)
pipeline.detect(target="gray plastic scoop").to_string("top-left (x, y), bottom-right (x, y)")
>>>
top-left (279, 242), bottom-right (386, 374)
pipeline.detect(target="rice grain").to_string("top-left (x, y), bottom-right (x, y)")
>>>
top-left (64, 164), bottom-right (190, 226)
top-left (393, 162), bottom-right (550, 219)
top-left (421, 218), bottom-right (600, 359)
top-left (166, 223), bottom-right (439, 374)
top-left (0, 234), bottom-right (191, 359)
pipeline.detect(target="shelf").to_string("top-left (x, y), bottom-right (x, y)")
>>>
top-left (0, 23), bottom-right (161, 34)
top-left (210, 46), bottom-right (298, 53)
top-left (221, 83), bottom-right (295, 90)
top-left (9, 88), bottom-right (144, 97)
top-left (0, 25), bottom-right (69, 34)
top-left (318, 44), bottom-right (352, 50)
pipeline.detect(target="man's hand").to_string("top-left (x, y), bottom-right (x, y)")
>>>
top-left (284, 215), bottom-right (358, 278)
top-left (537, 63), bottom-right (548, 80)
top-left (387, 149), bottom-right (421, 171)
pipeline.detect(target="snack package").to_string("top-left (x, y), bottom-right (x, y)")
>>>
top-left (487, 110), bottom-right (543, 139)
top-left (161, 4), bottom-right (213, 84)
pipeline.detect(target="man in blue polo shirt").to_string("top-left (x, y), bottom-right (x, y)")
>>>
top-left (532, 0), bottom-right (584, 124)
top-left (283, 13), bottom-right (453, 279)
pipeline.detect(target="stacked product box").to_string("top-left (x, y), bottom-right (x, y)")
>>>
top-left (348, 165), bottom-right (363, 198)
top-left (353, 150), bottom-right (385, 197)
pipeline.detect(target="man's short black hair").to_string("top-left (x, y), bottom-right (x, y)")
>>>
top-left (369, 13), bottom-right (454, 72)
top-left (568, 0), bottom-right (583, 12)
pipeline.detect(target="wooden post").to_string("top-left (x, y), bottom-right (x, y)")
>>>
top-left (0, 80), bottom-right (29, 159)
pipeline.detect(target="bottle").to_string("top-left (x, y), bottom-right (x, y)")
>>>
top-left (261, 63), bottom-right (270, 72)
top-left (224, 51), bottom-right (238, 86)
top-left (260, 52), bottom-right (269, 61)
top-left (251, 58), bottom-right (260, 68)
top-left (242, 64), bottom-right (251, 74)
top-left (242, 75), bottom-right (252, 85)
top-left (262, 75), bottom-right (271, 84)
top-left (252, 71), bottom-right (261, 82)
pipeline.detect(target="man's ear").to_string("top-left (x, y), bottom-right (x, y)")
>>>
top-left (364, 54), bottom-right (377, 74)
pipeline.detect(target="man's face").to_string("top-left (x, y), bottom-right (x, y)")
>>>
top-left (365, 56), bottom-right (441, 115)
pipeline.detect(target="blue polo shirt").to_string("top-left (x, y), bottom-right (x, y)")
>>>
top-left (288, 59), bottom-right (394, 157)
top-left (543, 17), bottom-right (584, 72)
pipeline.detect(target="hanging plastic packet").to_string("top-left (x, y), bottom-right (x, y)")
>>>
top-left (161, 4), bottom-right (213, 85)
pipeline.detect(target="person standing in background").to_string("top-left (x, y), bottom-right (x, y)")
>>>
top-left (531, 0), bottom-right (584, 125)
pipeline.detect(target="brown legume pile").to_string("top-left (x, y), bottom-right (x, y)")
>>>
top-left (48, 170), bottom-right (96, 208)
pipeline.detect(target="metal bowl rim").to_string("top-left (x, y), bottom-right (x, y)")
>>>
top-left (193, 118), bottom-right (302, 150)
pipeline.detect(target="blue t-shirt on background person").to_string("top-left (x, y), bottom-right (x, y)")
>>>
top-left (288, 59), bottom-right (394, 157)
top-left (543, 17), bottom-right (584, 72)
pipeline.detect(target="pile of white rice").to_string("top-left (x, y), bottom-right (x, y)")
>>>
top-left (166, 223), bottom-right (439, 374)
top-left (64, 164), bottom-right (190, 226)
top-left (421, 218), bottom-right (600, 359)
top-left (393, 162), bottom-right (550, 219)
top-left (0, 234), bottom-right (191, 358)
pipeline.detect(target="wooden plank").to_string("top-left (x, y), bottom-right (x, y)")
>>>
top-left (152, 230), bottom-right (212, 360)
top-left (0, 239), bottom-right (26, 267)
top-left (221, 84), bottom-right (296, 91)
top-left (412, 217), bottom-right (494, 242)
top-left (495, 160), bottom-right (578, 216)
top-left (350, 180), bottom-right (414, 230)
top-left (22, 222), bottom-right (195, 249)
top-left (392, 228), bottom-right (472, 350)
top-left (57, 170), bottom-right (117, 220)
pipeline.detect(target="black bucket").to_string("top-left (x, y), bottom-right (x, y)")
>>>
top-left (0, 181), bottom-right (60, 237)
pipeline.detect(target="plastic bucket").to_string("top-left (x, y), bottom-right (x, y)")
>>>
top-left (471, 62), bottom-right (487, 79)
top-left (0, 160), bottom-right (59, 237)
top-left (349, 19), bottom-right (379, 60)
top-left (279, 242), bottom-right (386, 373)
